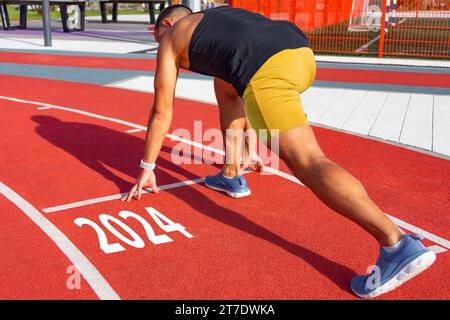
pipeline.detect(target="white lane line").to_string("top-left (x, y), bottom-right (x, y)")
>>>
top-left (43, 178), bottom-right (206, 213)
top-left (387, 214), bottom-right (450, 250)
top-left (37, 106), bottom-right (52, 110)
top-left (0, 181), bottom-right (120, 300)
top-left (0, 95), bottom-right (148, 131)
top-left (427, 245), bottom-right (448, 254)
top-left (43, 171), bottom-right (254, 213)
top-left (125, 129), bottom-right (142, 133)
top-left (1, 95), bottom-right (448, 250)
top-left (263, 166), bottom-right (303, 185)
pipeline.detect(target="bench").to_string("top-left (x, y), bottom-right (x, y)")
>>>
top-left (0, 0), bottom-right (86, 32)
top-left (98, 0), bottom-right (168, 24)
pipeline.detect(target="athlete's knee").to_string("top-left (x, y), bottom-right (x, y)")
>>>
top-left (280, 142), bottom-right (325, 170)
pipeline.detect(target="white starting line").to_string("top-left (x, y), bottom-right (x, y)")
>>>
top-left (42, 177), bottom-right (206, 213)
top-left (0, 95), bottom-right (448, 253)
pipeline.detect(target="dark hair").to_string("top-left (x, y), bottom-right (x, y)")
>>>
top-left (155, 4), bottom-right (193, 30)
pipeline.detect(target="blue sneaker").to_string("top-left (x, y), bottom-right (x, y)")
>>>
top-left (351, 234), bottom-right (436, 299)
top-left (204, 172), bottom-right (251, 198)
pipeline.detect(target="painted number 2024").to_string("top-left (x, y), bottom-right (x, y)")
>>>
top-left (74, 207), bottom-right (193, 254)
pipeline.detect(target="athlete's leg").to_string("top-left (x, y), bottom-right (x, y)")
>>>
top-left (214, 78), bottom-right (247, 177)
top-left (204, 78), bottom-right (254, 198)
top-left (242, 48), bottom-right (433, 297)
top-left (277, 125), bottom-right (403, 246)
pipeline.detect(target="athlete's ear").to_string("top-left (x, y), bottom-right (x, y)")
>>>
top-left (161, 18), bottom-right (174, 28)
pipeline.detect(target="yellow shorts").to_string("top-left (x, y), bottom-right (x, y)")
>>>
top-left (243, 47), bottom-right (316, 137)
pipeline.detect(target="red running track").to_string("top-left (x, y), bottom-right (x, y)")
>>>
top-left (1, 51), bottom-right (450, 87)
top-left (0, 75), bottom-right (449, 299)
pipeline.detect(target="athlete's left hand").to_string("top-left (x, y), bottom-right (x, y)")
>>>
top-left (121, 168), bottom-right (159, 201)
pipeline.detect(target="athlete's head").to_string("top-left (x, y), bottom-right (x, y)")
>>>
top-left (154, 4), bottom-right (193, 43)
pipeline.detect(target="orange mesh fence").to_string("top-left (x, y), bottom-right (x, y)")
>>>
top-left (229, 0), bottom-right (450, 59)
top-left (382, 0), bottom-right (450, 58)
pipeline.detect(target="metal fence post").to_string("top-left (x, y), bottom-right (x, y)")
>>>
top-left (378, 0), bottom-right (387, 58)
top-left (416, 0), bottom-right (420, 19)
top-left (42, 0), bottom-right (52, 46)
top-left (289, 0), bottom-right (296, 23)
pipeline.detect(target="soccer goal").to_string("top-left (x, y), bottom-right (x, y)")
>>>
top-left (349, 0), bottom-right (397, 31)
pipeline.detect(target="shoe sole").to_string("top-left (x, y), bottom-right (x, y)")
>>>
top-left (352, 250), bottom-right (437, 299)
top-left (204, 181), bottom-right (251, 199)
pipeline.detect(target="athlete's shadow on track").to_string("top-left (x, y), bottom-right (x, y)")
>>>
top-left (33, 115), bottom-right (357, 295)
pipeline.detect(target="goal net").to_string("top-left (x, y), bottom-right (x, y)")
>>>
top-left (349, 0), bottom-right (384, 31)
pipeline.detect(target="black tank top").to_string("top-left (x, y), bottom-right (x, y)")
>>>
top-left (188, 6), bottom-right (310, 96)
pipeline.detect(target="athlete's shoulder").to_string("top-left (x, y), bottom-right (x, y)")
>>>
top-left (201, 5), bottom-right (234, 13)
top-left (201, 5), bottom-right (251, 16)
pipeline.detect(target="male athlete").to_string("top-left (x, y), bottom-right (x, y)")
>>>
top-left (121, 5), bottom-right (436, 298)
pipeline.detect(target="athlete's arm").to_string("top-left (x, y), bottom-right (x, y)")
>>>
top-left (143, 39), bottom-right (178, 164)
top-left (122, 37), bottom-right (179, 201)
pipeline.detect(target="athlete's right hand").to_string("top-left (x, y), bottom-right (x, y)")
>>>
top-left (121, 168), bottom-right (160, 202)
top-left (243, 152), bottom-right (264, 172)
